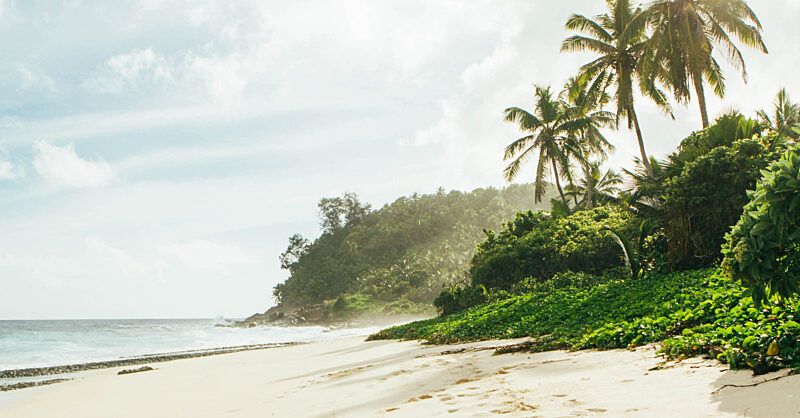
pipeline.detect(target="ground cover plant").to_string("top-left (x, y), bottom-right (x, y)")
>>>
top-left (370, 269), bottom-right (800, 374)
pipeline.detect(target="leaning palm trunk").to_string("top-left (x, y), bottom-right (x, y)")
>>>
top-left (693, 72), bottom-right (710, 128)
top-left (628, 106), bottom-right (653, 176)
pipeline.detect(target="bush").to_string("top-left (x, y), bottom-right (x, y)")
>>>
top-left (723, 146), bottom-right (800, 305)
top-left (469, 206), bottom-right (635, 290)
top-left (662, 137), bottom-right (777, 269)
top-left (433, 285), bottom-right (488, 316)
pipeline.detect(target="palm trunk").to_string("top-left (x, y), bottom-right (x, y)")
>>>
top-left (551, 158), bottom-right (569, 212)
top-left (584, 162), bottom-right (593, 210)
top-left (693, 72), bottom-right (710, 128)
top-left (629, 106), bottom-right (653, 176)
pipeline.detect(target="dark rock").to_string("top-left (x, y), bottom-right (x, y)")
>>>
top-left (117, 366), bottom-right (154, 375)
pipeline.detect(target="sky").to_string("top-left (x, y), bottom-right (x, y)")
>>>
top-left (0, 0), bottom-right (797, 319)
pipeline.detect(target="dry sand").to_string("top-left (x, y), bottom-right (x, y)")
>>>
top-left (2, 336), bottom-right (799, 417)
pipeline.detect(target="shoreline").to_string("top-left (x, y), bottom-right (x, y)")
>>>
top-left (3, 336), bottom-right (800, 416)
top-left (0, 342), bottom-right (300, 391)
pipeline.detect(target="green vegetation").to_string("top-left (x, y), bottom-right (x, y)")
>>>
top-left (646, 0), bottom-right (767, 128)
top-left (370, 269), bottom-right (800, 374)
top-left (469, 206), bottom-right (634, 290)
top-left (502, 85), bottom-right (613, 209)
top-left (724, 146), bottom-right (800, 305)
top-left (662, 132), bottom-right (781, 269)
top-left (365, 0), bottom-right (800, 373)
top-left (272, 184), bottom-right (552, 318)
top-left (260, 0), bottom-right (800, 375)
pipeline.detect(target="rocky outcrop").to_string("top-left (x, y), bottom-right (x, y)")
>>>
top-left (229, 303), bottom-right (333, 328)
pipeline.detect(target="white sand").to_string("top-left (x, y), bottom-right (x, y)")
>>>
top-left (2, 336), bottom-right (799, 417)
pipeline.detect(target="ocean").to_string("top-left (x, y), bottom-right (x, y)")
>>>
top-left (0, 319), bottom-right (381, 372)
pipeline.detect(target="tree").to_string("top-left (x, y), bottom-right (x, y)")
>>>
top-left (757, 88), bottom-right (800, 140)
top-left (503, 86), bottom-right (586, 209)
top-left (279, 234), bottom-right (311, 271)
top-left (318, 192), bottom-right (372, 234)
top-left (560, 72), bottom-right (617, 161)
top-left (567, 161), bottom-right (623, 209)
top-left (562, 0), bottom-right (672, 176)
top-left (647, 0), bottom-right (767, 128)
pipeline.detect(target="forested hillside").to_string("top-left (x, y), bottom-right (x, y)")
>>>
top-left (271, 184), bottom-right (551, 319)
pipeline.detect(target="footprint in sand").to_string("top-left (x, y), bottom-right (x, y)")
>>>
top-left (418, 394), bottom-right (433, 400)
top-left (586, 408), bottom-right (607, 413)
top-left (552, 394), bottom-right (567, 397)
top-left (385, 407), bottom-right (399, 412)
top-left (448, 409), bottom-right (460, 413)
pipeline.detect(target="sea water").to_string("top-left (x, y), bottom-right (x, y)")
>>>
top-left (0, 319), bottom-right (381, 371)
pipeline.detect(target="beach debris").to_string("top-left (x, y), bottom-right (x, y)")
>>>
top-left (118, 366), bottom-right (154, 375)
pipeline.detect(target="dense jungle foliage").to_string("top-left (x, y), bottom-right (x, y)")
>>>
top-left (272, 184), bottom-right (552, 314)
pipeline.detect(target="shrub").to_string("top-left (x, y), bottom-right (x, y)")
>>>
top-left (662, 137), bottom-right (777, 269)
top-left (469, 206), bottom-right (635, 290)
top-left (723, 146), bottom-right (800, 305)
top-left (433, 285), bottom-right (488, 316)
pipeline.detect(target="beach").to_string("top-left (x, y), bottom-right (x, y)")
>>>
top-left (2, 335), bottom-right (799, 417)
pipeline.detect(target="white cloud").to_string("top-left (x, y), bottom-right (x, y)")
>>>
top-left (159, 240), bottom-right (256, 273)
top-left (0, 160), bottom-right (20, 180)
top-left (33, 141), bottom-right (116, 188)
top-left (0, 147), bottom-right (21, 180)
top-left (16, 63), bottom-right (57, 93)
top-left (86, 236), bottom-right (155, 277)
top-left (84, 48), bottom-right (174, 93)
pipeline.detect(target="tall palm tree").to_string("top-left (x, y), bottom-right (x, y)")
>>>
top-left (562, 0), bottom-right (672, 176)
top-left (560, 72), bottom-right (617, 161)
top-left (757, 88), bottom-right (800, 139)
top-left (503, 86), bottom-right (586, 209)
top-left (567, 161), bottom-right (623, 209)
top-left (647, 0), bottom-right (767, 128)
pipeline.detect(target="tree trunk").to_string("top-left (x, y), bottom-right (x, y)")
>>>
top-left (629, 106), bottom-right (653, 176)
top-left (584, 162), bottom-right (594, 210)
top-left (693, 72), bottom-right (710, 129)
top-left (551, 158), bottom-right (569, 212)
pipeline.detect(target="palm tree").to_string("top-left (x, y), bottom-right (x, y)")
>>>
top-left (562, 0), bottom-right (672, 176)
top-left (567, 161), bottom-right (623, 209)
top-left (647, 0), bottom-right (767, 128)
top-left (503, 86), bottom-right (586, 209)
top-left (560, 73), bottom-right (617, 161)
top-left (757, 88), bottom-right (800, 139)
top-left (621, 156), bottom-right (667, 219)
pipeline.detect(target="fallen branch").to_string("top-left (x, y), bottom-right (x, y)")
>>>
top-left (711, 371), bottom-right (795, 394)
